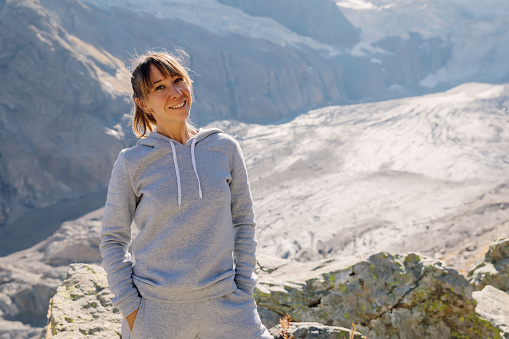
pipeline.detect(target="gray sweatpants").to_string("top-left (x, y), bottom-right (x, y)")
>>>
top-left (121, 288), bottom-right (273, 339)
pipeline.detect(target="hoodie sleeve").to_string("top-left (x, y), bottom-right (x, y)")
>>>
top-left (100, 150), bottom-right (141, 317)
top-left (229, 140), bottom-right (258, 295)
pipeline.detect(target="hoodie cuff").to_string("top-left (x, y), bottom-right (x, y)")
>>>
top-left (234, 275), bottom-right (257, 295)
top-left (117, 292), bottom-right (142, 318)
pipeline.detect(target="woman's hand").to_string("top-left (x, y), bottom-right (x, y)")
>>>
top-left (126, 308), bottom-right (139, 331)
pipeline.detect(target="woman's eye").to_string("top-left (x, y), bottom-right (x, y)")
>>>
top-left (155, 85), bottom-right (164, 91)
top-left (174, 77), bottom-right (184, 84)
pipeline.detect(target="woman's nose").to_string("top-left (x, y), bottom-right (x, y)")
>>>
top-left (168, 84), bottom-right (182, 98)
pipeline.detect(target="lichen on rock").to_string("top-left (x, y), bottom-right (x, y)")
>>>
top-left (255, 252), bottom-right (501, 339)
top-left (48, 263), bottom-right (122, 338)
top-left (469, 238), bottom-right (509, 293)
top-left (473, 285), bottom-right (509, 338)
top-left (46, 253), bottom-right (504, 339)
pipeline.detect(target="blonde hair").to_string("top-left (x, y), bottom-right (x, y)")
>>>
top-left (130, 50), bottom-right (195, 138)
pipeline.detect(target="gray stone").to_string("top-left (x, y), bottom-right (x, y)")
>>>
top-left (473, 285), bottom-right (509, 338)
top-left (269, 322), bottom-right (365, 339)
top-left (48, 263), bottom-right (122, 338)
top-left (254, 252), bottom-right (501, 339)
top-left (258, 306), bottom-right (282, 330)
top-left (469, 238), bottom-right (509, 292)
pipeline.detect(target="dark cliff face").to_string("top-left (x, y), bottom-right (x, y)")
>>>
top-left (0, 0), bottom-right (128, 225)
top-left (216, 0), bottom-right (360, 48)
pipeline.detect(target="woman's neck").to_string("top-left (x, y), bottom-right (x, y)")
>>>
top-left (156, 122), bottom-right (197, 144)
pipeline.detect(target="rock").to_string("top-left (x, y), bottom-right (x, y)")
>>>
top-left (43, 215), bottom-right (103, 267)
top-left (0, 264), bottom-right (59, 326)
top-left (0, 209), bottom-right (104, 338)
top-left (258, 306), bottom-right (282, 330)
top-left (48, 263), bottom-right (122, 338)
top-left (473, 285), bottom-right (509, 338)
top-left (269, 322), bottom-right (365, 339)
top-left (469, 238), bottom-right (509, 292)
top-left (254, 252), bottom-right (501, 339)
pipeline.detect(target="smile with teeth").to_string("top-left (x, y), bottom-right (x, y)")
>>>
top-left (169, 100), bottom-right (186, 109)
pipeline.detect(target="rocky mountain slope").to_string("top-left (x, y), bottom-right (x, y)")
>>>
top-left (336, 0), bottom-right (509, 88)
top-left (3, 0), bottom-right (507, 229)
top-left (0, 0), bottom-right (129, 229)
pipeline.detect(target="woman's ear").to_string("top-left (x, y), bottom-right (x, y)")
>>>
top-left (135, 97), bottom-right (149, 113)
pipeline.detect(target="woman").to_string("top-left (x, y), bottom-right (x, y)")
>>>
top-left (100, 51), bottom-right (273, 338)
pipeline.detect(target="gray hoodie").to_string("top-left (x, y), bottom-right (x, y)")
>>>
top-left (100, 128), bottom-right (258, 318)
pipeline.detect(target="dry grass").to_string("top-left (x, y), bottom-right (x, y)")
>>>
top-left (279, 313), bottom-right (369, 339)
top-left (45, 297), bottom-right (52, 339)
top-left (279, 312), bottom-right (294, 339)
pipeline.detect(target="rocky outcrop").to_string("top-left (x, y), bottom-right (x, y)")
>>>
top-left (48, 263), bottom-right (121, 338)
top-left (255, 253), bottom-right (501, 339)
top-left (473, 285), bottom-right (509, 338)
top-left (46, 252), bottom-right (503, 339)
top-left (469, 238), bottom-right (509, 292)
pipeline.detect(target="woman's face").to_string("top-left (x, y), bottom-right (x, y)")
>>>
top-left (137, 64), bottom-right (192, 125)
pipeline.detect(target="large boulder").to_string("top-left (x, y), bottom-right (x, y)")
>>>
top-left (254, 253), bottom-right (501, 339)
top-left (473, 285), bottom-right (509, 338)
top-left (469, 238), bottom-right (509, 292)
top-left (48, 263), bottom-right (122, 338)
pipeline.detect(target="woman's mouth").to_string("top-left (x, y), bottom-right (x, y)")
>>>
top-left (169, 100), bottom-right (186, 109)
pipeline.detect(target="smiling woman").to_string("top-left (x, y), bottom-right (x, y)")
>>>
top-left (100, 50), bottom-right (273, 339)
top-left (130, 51), bottom-right (197, 144)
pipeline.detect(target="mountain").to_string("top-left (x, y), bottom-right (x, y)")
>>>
top-left (335, 0), bottom-right (509, 88)
top-left (216, 0), bottom-right (360, 48)
top-left (0, 0), bottom-right (129, 229)
top-left (0, 0), bottom-right (374, 229)
top-left (2, 0), bottom-right (508, 229)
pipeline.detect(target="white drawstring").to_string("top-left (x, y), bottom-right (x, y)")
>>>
top-left (169, 138), bottom-right (204, 211)
top-left (191, 139), bottom-right (203, 202)
top-left (168, 140), bottom-right (182, 211)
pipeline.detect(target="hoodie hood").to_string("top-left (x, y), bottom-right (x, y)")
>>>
top-left (137, 127), bottom-right (224, 148)
top-left (136, 128), bottom-right (224, 211)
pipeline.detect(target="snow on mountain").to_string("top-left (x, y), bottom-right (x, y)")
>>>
top-left (210, 82), bottom-right (509, 262)
top-left (84, 0), bottom-right (509, 89)
top-left (81, 0), bottom-right (344, 56)
top-left (335, 0), bottom-right (509, 87)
